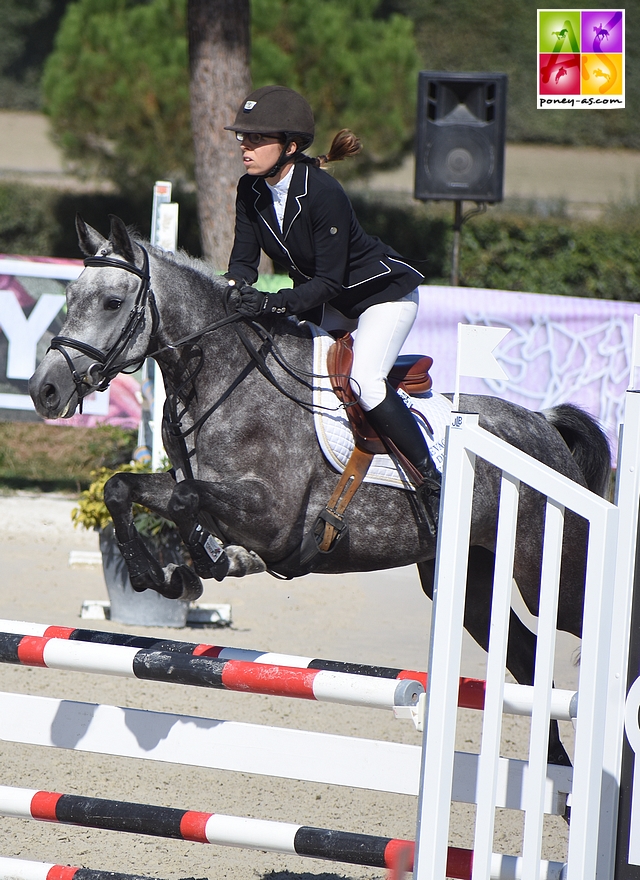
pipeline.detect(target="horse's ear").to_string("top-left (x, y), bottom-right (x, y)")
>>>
top-left (76, 214), bottom-right (108, 256)
top-left (108, 215), bottom-right (136, 264)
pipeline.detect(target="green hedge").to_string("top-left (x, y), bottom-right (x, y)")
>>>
top-left (2, 181), bottom-right (640, 301)
top-left (349, 191), bottom-right (640, 300)
top-left (0, 422), bottom-right (137, 491)
top-left (0, 181), bottom-right (202, 259)
top-left (454, 215), bottom-right (640, 300)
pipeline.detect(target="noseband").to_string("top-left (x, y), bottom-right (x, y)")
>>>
top-left (49, 245), bottom-right (158, 407)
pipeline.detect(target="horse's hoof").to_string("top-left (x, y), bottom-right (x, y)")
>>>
top-left (129, 576), bottom-right (149, 593)
top-left (225, 545), bottom-right (267, 577)
top-left (162, 563), bottom-right (203, 602)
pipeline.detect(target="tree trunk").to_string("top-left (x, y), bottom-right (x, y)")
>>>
top-left (187, 0), bottom-right (251, 269)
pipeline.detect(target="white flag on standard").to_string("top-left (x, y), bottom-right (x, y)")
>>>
top-left (453, 324), bottom-right (510, 411)
top-left (457, 324), bottom-right (510, 380)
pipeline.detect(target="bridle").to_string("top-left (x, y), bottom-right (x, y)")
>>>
top-left (49, 241), bottom-right (344, 436)
top-left (48, 246), bottom-right (159, 408)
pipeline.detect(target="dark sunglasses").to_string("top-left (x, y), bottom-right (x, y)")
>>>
top-left (235, 132), bottom-right (283, 146)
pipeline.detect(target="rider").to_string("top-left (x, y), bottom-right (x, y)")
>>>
top-left (224, 85), bottom-right (441, 522)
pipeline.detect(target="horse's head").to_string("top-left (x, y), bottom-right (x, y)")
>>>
top-left (29, 215), bottom-right (157, 419)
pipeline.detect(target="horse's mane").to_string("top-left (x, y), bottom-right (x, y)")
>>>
top-left (132, 232), bottom-right (227, 291)
top-left (132, 233), bottom-right (310, 341)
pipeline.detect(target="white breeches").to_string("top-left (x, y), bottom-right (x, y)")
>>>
top-left (320, 288), bottom-right (420, 411)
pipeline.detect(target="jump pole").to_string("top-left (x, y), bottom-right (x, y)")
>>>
top-left (0, 857), bottom-right (160, 880)
top-left (0, 783), bottom-right (568, 880)
top-left (0, 622), bottom-right (578, 721)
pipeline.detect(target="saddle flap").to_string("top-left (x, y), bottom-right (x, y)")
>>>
top-left (327, 335), bottom-right (384, 454)
top-left (326, 334), bottom-right (434, 456)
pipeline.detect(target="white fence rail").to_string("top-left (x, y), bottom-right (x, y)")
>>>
top-left (413, 391), bottom-right (640, 879)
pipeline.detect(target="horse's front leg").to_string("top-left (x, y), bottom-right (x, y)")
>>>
top-left (167, 479), bottom-right (268, 580)
top-left (104, 472), bottom-right (203, 601)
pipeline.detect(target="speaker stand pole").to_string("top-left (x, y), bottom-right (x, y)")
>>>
top-left (450, 200), bottom-right (487, 287)
top-left (451, 201), bottom-right (463, 286)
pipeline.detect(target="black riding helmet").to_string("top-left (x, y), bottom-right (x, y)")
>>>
top-left (225, 85), bottom-right (315, 177)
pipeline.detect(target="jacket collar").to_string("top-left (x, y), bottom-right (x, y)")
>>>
top-left (251, 163), bottom-right (309, 242)
top-left (281, 163), bottom-right (308, 239)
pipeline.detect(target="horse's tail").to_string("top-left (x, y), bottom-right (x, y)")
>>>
top-left (542, 403), bottom-right (611, 497)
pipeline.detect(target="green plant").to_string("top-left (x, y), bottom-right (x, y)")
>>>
top-left (72, 461), bottom-right (177, 543)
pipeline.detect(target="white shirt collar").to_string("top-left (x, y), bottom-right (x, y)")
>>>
top-left (265, 166), bottom-right (294, 232)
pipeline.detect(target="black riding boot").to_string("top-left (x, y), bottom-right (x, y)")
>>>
top-left (365, 383), bottom-right (441, 534)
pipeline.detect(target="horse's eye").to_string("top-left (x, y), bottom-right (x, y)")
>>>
top-left (105, 298), bottom-right (122, 311)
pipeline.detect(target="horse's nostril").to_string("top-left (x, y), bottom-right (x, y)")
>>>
top-left (42, 383), bottom-right (59, 404)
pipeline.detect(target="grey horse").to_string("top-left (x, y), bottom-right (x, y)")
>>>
top-left (30, 216), bottom-right (611, 766)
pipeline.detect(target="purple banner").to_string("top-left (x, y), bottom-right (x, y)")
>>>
top-left (404, 285), bottom-right (638, 455)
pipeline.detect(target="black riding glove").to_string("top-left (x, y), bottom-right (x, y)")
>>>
top-left (236, 286), bottom-right (270, 317)
top-left (236, 287), bottom-right (289, 318)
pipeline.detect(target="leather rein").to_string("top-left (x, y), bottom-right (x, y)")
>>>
top-left (49, 243), bottom-right (337, 435)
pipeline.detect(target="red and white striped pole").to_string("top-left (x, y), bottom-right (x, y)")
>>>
top-left (0, 783), bottom-right (418, 874)
top-left (0, 856), bottom-right (160, 880)
top-left (0, 631), bottom-right (422, 711)
top-left (0, 784), bottom-right (568, 879)
top-left (0, 619), bottom-right (577, 719)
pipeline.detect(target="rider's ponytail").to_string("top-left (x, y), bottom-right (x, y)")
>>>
top-left (300, 129), bottom-right (362, 167)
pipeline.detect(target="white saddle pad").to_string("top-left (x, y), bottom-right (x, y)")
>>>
top-left (310, 327), bottom-right (451, 490)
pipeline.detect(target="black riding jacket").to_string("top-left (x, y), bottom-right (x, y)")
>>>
top-left (227, 161), bottom-right (423, 321)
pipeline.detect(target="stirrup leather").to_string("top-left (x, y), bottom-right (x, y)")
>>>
top-left (299, 445), bottom-right (374, 567)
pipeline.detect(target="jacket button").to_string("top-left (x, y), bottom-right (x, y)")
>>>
top-left (329, 226), bottom-right (338, 235)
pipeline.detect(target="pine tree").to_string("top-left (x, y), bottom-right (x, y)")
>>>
top-left (42, 0), bottom-right (420, 261)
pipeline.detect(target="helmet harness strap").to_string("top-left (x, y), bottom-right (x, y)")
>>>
top-left (261, 135), bottom-right (308, 180)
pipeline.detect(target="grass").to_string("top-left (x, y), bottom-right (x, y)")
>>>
top-left (0, 421), bottom-right (137, 492)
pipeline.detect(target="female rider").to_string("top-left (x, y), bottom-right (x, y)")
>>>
top-left (225, 85), bottom-right (440, 526)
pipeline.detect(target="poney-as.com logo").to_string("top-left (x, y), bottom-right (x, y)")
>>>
top-left (537, 9), bottom-right (624, 108)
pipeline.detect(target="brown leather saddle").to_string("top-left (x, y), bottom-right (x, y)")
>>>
top-left (326, 332), bottom-right (433, 455)
top-left (297, 333), bottom-right (435, 568)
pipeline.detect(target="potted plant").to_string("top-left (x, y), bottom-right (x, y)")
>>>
top-left (72, 462), bottom-right (192, 627)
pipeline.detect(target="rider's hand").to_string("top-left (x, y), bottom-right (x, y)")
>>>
top-left (235, 286), bottom-right (270, 317)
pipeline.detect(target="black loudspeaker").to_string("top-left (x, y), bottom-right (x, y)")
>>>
top-left (414, 71), bottom-right (507, 202)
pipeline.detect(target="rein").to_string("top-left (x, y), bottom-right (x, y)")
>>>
top-left (50, 245), bottom-right (341, 473)
top-left (158, 291), bottom-right (322, 483)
